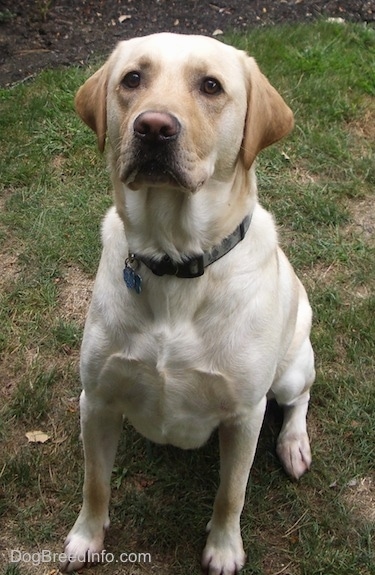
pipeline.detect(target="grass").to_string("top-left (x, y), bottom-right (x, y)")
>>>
top-left (0, 19), bottom-right (374, 575)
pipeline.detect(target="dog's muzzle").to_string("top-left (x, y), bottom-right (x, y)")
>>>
top-left (120, 111), bottom-right (184, 189)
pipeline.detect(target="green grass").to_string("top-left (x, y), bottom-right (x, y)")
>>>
top-left (0, 20), bottom-right (374, 575)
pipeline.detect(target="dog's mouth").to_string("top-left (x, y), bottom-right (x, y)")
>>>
top-left (121, 151), bottom-right (201, 192)
top-left (124, 160), bottom-right (183, 190)
top-left (120, 134), bottom-right (208, 193)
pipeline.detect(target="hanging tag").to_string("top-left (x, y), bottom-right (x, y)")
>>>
top-left (123, 256), bottom-right (142, 294)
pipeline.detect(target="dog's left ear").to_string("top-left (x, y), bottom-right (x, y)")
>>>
top-left (75, 63), bottom-right (109, 153)
top-left (242, 57), bottom-right (294, 169)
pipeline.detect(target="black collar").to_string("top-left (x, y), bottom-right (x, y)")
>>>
top-left (127, 214), bottom-right (251, 281)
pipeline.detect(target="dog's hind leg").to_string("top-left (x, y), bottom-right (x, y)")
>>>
top-left (60, 390), bottom-right (123, 573)
top-left (276, 392), bottom-right (312, 480)
top-left (273, 337), bottom-right (315, 480)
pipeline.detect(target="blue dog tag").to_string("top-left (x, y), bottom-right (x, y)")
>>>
top-left (123, 260), bottom-right (142, 294)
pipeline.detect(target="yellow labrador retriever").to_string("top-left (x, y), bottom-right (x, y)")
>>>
top-left (60, 33), bottom-right (315, 574)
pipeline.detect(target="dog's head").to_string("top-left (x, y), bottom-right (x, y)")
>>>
top-left (75, 33), bottom-right (293, 194)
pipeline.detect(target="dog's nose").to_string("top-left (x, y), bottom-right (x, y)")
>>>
top-left (133, 112), bottom-right (180, 143)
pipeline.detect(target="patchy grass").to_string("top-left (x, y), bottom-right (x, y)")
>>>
top-left (0, 20), bottom-right (374, 575)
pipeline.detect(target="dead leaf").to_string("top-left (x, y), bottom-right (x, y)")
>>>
top-left (327, 17), bottom-right (345, 24)
top-left (26, 430), bottom-right (50, 444)
top-left (118, 14), bottom-right (132, 23)
top-left (347, 478), bottom-right (358, 487)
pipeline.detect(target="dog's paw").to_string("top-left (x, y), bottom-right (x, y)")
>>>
top-left (59, 520), bottom-right (107, 573)
top-left (276, 432), bottom-right (311, 480)
top-left (202, 526), bottom-right (245, 575)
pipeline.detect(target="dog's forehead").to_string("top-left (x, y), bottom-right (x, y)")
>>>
top-left (112, 33), bottom-right (246, 78)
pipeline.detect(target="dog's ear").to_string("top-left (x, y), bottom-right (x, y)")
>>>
top-left (242, 57), bottom-right (294, 169)
top-left (75, 64), bottom-right (109, 153)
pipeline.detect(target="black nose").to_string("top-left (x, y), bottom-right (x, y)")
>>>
top-left (133, 111), bottom-right (180, 143)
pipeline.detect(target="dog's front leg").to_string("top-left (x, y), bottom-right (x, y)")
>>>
top-left (60, 390), bottom-right (123, 573)
top-left (202, 397), bottom-right (266, 575)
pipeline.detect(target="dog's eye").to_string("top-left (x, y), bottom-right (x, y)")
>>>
top-left (121, 71), bottom-right (141, 89)
top-left (201, 77), bottom-right (223, 95)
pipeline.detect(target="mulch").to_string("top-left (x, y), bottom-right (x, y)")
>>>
top-left (0, 0), bottom-right (373, 87)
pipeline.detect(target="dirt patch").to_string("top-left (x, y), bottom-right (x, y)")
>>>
top-left (0, 250), bottom-right (21, 289)
top-left (0, 189), bottom-right (22, 286)
top-left (344, 102), bottom-right (375, 248)
top-left (291, 166), bottom-right (318, 185)
top-left (58, 265), bottom-right (93, 325)
top-left (0, 355), bottom-right (20, 406)
top-left (343, 476), bottom-right (375, 523)
top-left (348, 97), bottom-right (375, 142)
top-left (346, 196), bottom-right (375, 247)
top-left (0, 0), bottom-right (374, 87)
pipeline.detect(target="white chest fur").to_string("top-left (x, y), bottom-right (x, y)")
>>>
top-left (93, 323), bottom-right (244, 449)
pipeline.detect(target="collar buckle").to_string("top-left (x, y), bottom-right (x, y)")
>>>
top-left (179, 255), bottom-right (204, 278)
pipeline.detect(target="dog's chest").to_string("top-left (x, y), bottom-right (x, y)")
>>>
top-left (99, 321), bottom-right (241, 449)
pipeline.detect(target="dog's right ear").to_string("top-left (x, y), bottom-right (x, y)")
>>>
top-left (75, 64), bottom-right (108, 153)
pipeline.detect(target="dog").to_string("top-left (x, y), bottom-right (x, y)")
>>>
top-left (60, 33), bottom-right (315, 574)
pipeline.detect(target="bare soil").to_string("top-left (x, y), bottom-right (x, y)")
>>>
top-left (0, 0), bottom-right (374, 87)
